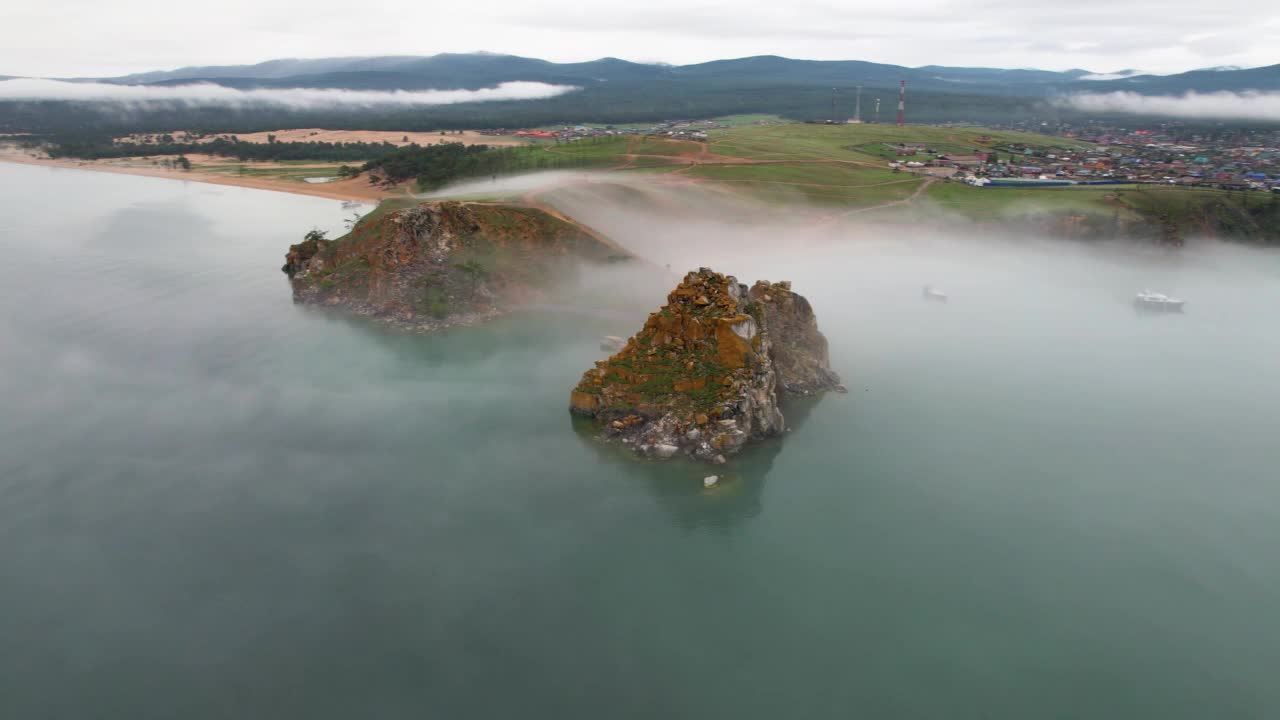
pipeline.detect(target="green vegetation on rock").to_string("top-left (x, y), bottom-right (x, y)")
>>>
top-left (282, 200), bottom-right (629, 330)
top-left (570, 268), bottom-right (844, 463)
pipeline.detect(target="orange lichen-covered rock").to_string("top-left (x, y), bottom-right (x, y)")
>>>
top-left (569, 267), bottom-right (844, 463)
top-left (713, 315), bottom-right (758, 369)
top-left (570, 391), bottom-right (602, 414)
top-left (672, 377), bottom-right (708, 392)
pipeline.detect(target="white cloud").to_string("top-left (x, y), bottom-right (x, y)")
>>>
top-left (1059, 91), bottom-right (1280, 121)
top-left (0, 0), bottom-right (1275, 77)
top-left (1079, 70), bottom-right (1146, 81)
top-left (0, 79), bottom-right (579, 108)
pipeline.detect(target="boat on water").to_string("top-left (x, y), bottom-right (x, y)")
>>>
top-left (922, 285), bottom-right (948, 302)
top-left (1133, 290), bottom-right (1185, 312)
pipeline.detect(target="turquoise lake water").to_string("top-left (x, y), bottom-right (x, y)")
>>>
top-left (3, 162), bottom-right (1280, 718)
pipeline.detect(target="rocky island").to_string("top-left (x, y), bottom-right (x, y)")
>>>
top-left (283, 200), bottom-right (628, 330)
top-left (571, 268), bottom-right (845, 463)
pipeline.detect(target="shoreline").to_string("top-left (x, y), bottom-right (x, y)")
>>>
top-left (0, 149), bottom-right (404, 203)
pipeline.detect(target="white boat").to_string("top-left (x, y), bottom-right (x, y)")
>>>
top-left (1133, 290), bottom-right (1185, 312)
top-left (922, 285), bottom-right (948, 302)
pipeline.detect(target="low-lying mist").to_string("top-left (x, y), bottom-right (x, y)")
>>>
top-left (0, 78), bottom-right (580, 109)
top-left (1057, 89), bottom-right (1280, 121)
top-left (428, 172), bottom-right (1280, 435)
top-left (432, 170), bottom-right (1264, 302)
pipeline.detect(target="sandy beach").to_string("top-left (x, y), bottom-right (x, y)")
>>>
top-left (0, 145), bottom-right (404, 202)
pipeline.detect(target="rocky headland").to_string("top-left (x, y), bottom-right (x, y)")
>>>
top-left (570, 268), bottom-right (845, 463)
top-left (283, 200), bottom-right (628, 330)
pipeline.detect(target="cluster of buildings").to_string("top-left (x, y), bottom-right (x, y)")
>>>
top-left (999, 143), bottom-right (1275, 191)
top-left (984, 122), bottom-right (1280, 192)
top-left (478, 119), bottom-right (731, 143)
top-left (642, 120), bottom-right (731, 141)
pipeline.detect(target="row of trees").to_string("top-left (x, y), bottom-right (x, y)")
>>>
top-left (45, 136), bottom-right (407, 163)
top-left (36, 132), bottom-right (621, 190)
top-left (362, 139), bottom-right (621, 189)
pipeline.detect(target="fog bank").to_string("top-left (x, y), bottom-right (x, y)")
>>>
top-left (1058, 90), bottom-right (1280, 121)
top-left (0, 79), bottom-right (580, 108)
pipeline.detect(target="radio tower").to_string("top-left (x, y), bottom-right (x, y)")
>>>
top-left (831, 87), bottom-right (838, 123)
top-left (896, 80), bottom-right (907, 127)
top-left (852, 85), bottom-right (863, 123)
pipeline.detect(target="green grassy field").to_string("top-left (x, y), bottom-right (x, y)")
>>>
top-left (615, 164), bottom-right (691, 175)
top-left (536, 136), bottom-right (632, 161)
top-left (709, 114), bottom-right (789, 127)
top-left (626, 136), bottom-right (704, 157)
top-left (1117, 185), bottom-right (1243, 214)
top-left (685, 162), bottom-right (898, 185)
top-left (411, 122), bottom-right (1102, 213)
top-left (921, 182), bottom-right (1136, 219)
top-left (708, 123), bottom-right (1090, 165)
top-left (736, 179), bottom-right (924, 207)
top-left (377, 121), bottom-right (1276, 241)
top-left (684, 162), bottom-right (923, 206)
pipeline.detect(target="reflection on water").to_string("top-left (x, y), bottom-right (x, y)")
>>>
top-left (572, 396), bottom-right (827, 530)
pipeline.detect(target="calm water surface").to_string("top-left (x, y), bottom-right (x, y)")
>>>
top-left (2, 162), bottom-right (1279, 718)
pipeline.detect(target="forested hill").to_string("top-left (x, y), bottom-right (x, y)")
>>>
top-left (3, 54), bottom-right (1278, 135)
top-left (88, 53), bottom-right (1280, 95)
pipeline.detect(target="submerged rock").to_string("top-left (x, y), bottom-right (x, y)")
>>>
top-left (570, 267), bottom-right (843, 463)
top-left (283, 200), bottom-right (628, 331)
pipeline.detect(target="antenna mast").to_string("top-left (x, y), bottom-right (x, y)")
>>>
top-left (896, 80), bottom-right (907, 127)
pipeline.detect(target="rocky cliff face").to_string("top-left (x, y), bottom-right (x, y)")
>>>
top-left (283, 200), bottom-right (628, 330)
top-left (570, 268), bottom-right (844, 463)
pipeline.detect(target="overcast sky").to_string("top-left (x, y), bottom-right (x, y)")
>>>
top-left (3, 0), bottom-right (1276, 78)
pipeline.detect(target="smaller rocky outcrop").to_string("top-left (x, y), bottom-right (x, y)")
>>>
top-left (570, 268), bottom-right (844, 463)
top-left (283, 200), bottom-right (628, 330)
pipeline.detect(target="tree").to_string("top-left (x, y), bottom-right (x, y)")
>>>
top-left (175, 155), bottom-right (192, 171)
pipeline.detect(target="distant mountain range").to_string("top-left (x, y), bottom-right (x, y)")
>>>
top-left (3, 53), bottom-right (1277, 135)
top-left (87, 53), bottom-right (1280, 96)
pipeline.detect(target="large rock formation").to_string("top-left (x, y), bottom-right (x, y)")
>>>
top-left (570, 268), bottom-right (844, 463)
top-left (283, 200), bottom-right (628, 330)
